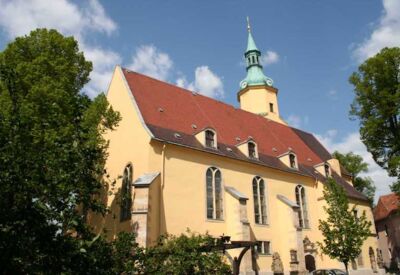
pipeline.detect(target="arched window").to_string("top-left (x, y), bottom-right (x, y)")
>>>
top-left (248, 142), bottom-right (257, 159)
top-left (120, 164), bottom-right (133, 221)
top-left (206, 167), bottom-right (223, 220)
top-left (289, 153), bottom-right (297, 169)
top-left (205, 129), bottom-right (215, 148)
top-left (253, 176), bottom-right (267, 224)
top-left (324, 163), bottom-right (330, 177)
top-left (295, 185), bottom-right (309, 228)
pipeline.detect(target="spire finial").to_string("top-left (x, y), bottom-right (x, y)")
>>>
top-left (246, 16), bottom-right (251, 33)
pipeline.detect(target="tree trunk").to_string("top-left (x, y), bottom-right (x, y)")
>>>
top-left (344, 261), bottom-right (349, 275)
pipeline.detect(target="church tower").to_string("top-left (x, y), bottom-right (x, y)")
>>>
top-left (238, 18), bottom-right (286, 125)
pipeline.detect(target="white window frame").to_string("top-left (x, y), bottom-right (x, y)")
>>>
top-left (206, 167), bottom-right (223, 220)
top-left (295, 185), bottom-right (310, 228)
top-left (256, 240), bottom-right (271, 255)
top-left (204, 129), bottom-right (217, 149)
top-left (253, 176), bottom-right (267, 225)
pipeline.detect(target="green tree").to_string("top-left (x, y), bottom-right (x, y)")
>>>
top-left (318, 178), bottom-right (371, 274)
top-left (332, 151), bottom-right (376, 204)
top-left (349, 47), bottom-right (400, 189)
top-left (0, 28), bottom-right (120, 273)
top-left (142, 231), bottom-right (231, 274)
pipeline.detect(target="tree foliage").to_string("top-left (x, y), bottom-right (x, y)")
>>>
top-left (349, 47), bottom-right (400, 188)
top-left (142, 231), bottom-right (231, 274)
top-left (318, 178), bottom-right (371, 273)
top-left (0, 29), bottom-right (231, 274)
top-left (332, 151), bottom-right (376, 204)
top-left (0, 28), bottom-right (120, 273)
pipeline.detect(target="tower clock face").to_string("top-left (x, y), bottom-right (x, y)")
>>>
top-left (240, 81), bottom-right (248, 89)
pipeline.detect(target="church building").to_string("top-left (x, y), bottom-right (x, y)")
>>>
top-left (91, 23), bottom-right (382, 274)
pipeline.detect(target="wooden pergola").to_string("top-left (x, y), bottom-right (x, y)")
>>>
top-left (211, 236), bottom-right (258, 275)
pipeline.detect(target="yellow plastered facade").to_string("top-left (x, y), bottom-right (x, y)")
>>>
top-left (91, 66), bottom-right (382, 275)
top-left (238, 85), bottom-right (286, 125)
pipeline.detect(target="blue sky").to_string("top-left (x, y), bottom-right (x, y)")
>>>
top-left (0, 0), bottom-right (399, 201)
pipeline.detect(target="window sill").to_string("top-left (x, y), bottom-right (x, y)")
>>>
top-left (206, 219), bottom-right (224, 223)
top-left (258, 253), bottom-right (272, 257)
top-left (255, 223), bottom-right (269, 227)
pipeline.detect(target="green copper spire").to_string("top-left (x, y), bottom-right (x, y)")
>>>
top-left (246, 17), bottom-right (259, 52)
top-left (239, 17), bottom-right (273, 90)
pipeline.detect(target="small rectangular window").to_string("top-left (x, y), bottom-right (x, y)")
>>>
top-left (269, 103), bottom-right (274, 113)
top-left (248, 142), bottom-right (256, 158)
top-left (289, 154), bottom-right (297, 169)
top-left (256, 241), bottom-right (271, 255)
top-left (290, 250), bottom-right (298, 263)
top-left (205, 130), bottom-right (215, 148)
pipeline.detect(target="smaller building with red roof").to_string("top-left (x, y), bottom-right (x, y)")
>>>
top-left (374, 193), bottom-right (400, 269)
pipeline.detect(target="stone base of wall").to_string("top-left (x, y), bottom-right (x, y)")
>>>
top-left (349, 268), bottom-right (386, 275)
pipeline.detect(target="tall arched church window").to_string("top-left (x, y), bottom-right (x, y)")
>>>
top-left (295, 185), bottom-right (309, 228)
top-left (120, 164), bottom-right (133, 221)
top-left (206, 167), bottom-right (223, 220)
top-left (253, 176), bottom-right (267, 224)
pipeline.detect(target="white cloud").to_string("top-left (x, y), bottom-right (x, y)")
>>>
top-left (127, 45), bottom-right (173, 81)
top-left (327, 89), bottom-right (338, 100)
top-left (354, 0), bottom-right (400, 62)
top-left (261, 50), bottom-right (280, 66)
top-left (186, 66), bottom-right (224, 98)
top-left (82, 46), bottom-right (121, 97)
top-left (315, 130), bottom-right (395, 202)
top-left (287, 114), bottom-right (309, 128)
top-left (0, 0), bottom-right (119, 97)
top-left (127, 45), bottom-right (224, 98)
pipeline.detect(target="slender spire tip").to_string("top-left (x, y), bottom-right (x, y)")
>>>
top-left (246, 16), bottom-right (251, 33)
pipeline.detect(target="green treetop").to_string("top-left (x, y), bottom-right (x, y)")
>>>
top-left (333, 151), bottom-right (376, 204)
top-left (318, 178), bottom-right (371, 274)
top-left (349, 47), bottom-right (400, 190)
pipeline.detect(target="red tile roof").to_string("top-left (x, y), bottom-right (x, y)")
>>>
top-left (374, 193), bottom-right (400, 221)
top-left (122, 68), bottom-right (367, 202)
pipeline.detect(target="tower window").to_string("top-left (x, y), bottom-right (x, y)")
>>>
top-left (289, 153), bottom-right (297, 169)
top-left (120, 164), bottom-right (133, 222)
top-left (295, 185), bottom-right (309, 228)
top-left (206, 167), bottom-right (223, 220)
top-left (248, 142), bottom-right (257, 159)
top-left (269, 103), bottom-right (274, 113)
top-left (324, 164), bottom-right (330, 177)
top-left (205, 130), bottom-right (215, 148)
top-left (253, 176), bottom-right (267, 224)
top-left (252, 56), bottom-right (255, 64)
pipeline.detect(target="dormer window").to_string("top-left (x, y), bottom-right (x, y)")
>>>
top-left (205, 130), bottom-right (215, 148)
top-left (248, 142), bottom-right (257, 159)
top-left (324, 163), bottom-right (330, 177)
top-left (289, 153), bottom-right (297, 169)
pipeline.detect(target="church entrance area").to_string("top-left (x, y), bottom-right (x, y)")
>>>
top-left (305, 254), bottom-right (316, 272)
